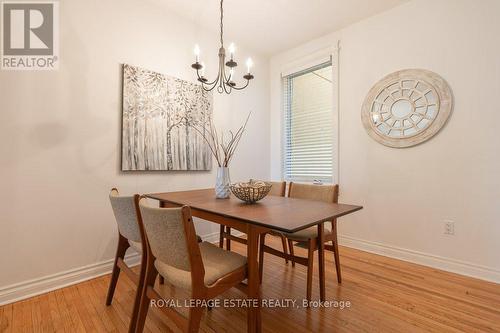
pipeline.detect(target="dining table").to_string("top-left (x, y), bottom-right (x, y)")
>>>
top-left (146, 188), bottom-right (363, 333)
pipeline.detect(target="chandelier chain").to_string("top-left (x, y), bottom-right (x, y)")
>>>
top-left (220, 0), bottom-right (224, 47)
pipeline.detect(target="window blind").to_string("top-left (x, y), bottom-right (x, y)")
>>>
top-left (283, 61), bottom-right (333, 183)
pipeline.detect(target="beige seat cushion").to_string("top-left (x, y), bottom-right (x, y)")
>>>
top-left (155, 242), bottom-right (246, 290)
top-left (284, 223), bottom-right (332, 241)
top-left (129, 240), bottom-right (142, 253)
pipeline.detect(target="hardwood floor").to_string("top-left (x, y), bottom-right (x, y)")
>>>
top-left (1, 238), bottom-right (500, 332)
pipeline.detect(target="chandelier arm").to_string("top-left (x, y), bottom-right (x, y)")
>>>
top-left (220, 63), bottom-right (247, 90)
top-left (202, 79), bottom-right (220, 91)
top-left (195, 68), bottom-right (219, 87)
top-left (204, 73), bottom-right (221, 86)
top-left (223, 67), bottom-right (232, 84)
top-left (226, 79), bottom-right (250, 91)
top-left (201, 81), bottom-right (217, 91)
top-left (200, 85), bottom-right (215, 92)
top-left (204, 74), bottom-right (220, 87)
top-left (222, 63), bottom-right (237, 86)
top-left (202, 73), bottom-right (222, 92)
top-left (223, 81), bottom-right (233, 94)
top-left (197, 75), bottom-right (219, 92)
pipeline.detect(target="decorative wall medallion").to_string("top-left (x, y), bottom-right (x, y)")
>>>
top-left (361, 69), bottom-right (453, 148)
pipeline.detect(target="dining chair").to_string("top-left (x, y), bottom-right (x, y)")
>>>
top-left (259, 182), bottom-right (340, 301)
top-left (219, 181), bottom-right (289, 262)
top-left (135, 197), bottom-right (249, 333)
top-left (107, 188), bottom-right (149, 333)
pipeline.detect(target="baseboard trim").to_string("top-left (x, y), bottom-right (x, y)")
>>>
top-left (0, 253), bottom-right (141, 306)
top-left (339, 235), bottom-right (500, 284)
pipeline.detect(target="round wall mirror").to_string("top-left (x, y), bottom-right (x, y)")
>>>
top-left (361, 69), bottom-right (453, 148)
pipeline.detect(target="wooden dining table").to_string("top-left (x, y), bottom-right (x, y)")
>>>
top-left (146, 188), bottom-right (362, 333)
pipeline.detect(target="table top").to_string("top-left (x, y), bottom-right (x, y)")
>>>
top-left (146, 189), bottom-right (363, 233)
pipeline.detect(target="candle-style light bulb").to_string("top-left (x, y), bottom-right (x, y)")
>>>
top-left (246, 58), bottom-right (253, 73)
top-left (228, 43), bottom-right (236, 60)
top-left (194, 44), bottom-right (200, 62)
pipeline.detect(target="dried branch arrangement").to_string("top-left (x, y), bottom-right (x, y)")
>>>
top-left (193, 112), bottom-right (251, 167)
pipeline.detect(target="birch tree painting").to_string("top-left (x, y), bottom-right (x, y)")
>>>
top-left (121, 64), bottom-right (212, 171)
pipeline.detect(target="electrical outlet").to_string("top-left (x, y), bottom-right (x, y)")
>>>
top-left (444, 220), bottom-right (455, 235)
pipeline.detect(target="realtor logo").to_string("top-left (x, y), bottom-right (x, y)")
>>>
top-left (1, 1), bottom-right (59, 70)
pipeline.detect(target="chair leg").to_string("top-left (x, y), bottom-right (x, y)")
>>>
top-left (187, 306), bottom-right (204, 333)
top-left (135, 267), bottom-right (158, 333)
top-left (159, 276), bottom-right (165, 285)
top-left (226, 226), bottom-right (231, 251)
top-left (219, 224), bottom-right (224, 248)
top-left (332, 240), bottom-right (342, 283)
top-left (128, 252), bottom-right (147, 333)
top-left (306, 239), bottom-right (315, 302)
top-left (280, 235), bottom-right (289, 264)
top-left (318, 238), bottom-right (326, 302)
top-left (106, 234), bottom-right (129, 305)
top-left (287, 239), bottom-right (295, 267)
top-left (259, 233), bottom-right (266, 284)
top-left (332, 221), bottom-right (342, 283)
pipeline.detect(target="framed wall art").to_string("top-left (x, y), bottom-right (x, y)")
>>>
top-left (121, 64), bottom-right (213, 171)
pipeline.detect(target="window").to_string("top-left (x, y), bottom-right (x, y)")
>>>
top-left (283, 61), bottom-right (334, 183)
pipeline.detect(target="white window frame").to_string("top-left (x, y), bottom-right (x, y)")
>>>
top-left (280, 44), bottom-right (340, 185)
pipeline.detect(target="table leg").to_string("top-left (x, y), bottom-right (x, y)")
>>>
top-left (247, 226), bottom-right (261, 333)
top-left (318, 222), bottom-right (326, 302)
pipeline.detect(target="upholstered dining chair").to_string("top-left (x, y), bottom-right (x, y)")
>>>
top-left (219, 181), bottom-right (289, 262)
top-left (107, 188), bottom-right (149, 333)
top-left (135, 198), bottom-right (249, 333)
top-left (259, 182), bottom-right (340, 301)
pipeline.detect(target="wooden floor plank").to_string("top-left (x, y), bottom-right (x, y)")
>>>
top-left (30, 296), bottom-right (43, 333)
top-left (36, 293), bottom-right (55, 333)
top-left (67, 282), bottom-right (107, 333)
top-left (47, 291), bottom-right (65, 333)
top-left (92, 277), bottom-right (131, 331)
top-left (88, 278), bottom-right (128, 333)
top-left (0, 305), bottom-right (9, 333)
top-left (54, 288), bottom-right (81, 332)
top-left (1, 239), bottom-right (499, 333)
top-left (75, 281), bottom-right (113, 333)
top-left (61, 286), bottom-right (88, 332)
top-left (11, 299), bottom-right (31, 333)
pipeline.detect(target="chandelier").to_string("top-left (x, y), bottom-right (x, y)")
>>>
top-left (191, 0), bottom-right (254, 94)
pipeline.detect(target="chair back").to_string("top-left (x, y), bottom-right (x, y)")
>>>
top-left (109, 188), bottom-right (141, 242)
top-left (138, 200), bottom-right (200, 272)
top-left (268, 181), bottom-right (286, 197)
top-left (288, 182), bottom-right (339, 204)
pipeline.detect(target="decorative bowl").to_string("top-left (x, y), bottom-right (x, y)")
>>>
top-left (230, 180), bottom-right (272, 204)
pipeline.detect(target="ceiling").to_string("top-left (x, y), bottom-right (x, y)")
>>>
top-left (154, 0), bottom-right (408, 55)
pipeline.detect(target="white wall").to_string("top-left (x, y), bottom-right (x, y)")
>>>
top-left (0, 0), bottom-right (269, 296)
top-left (270, 0), bottom-right (500, 282)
